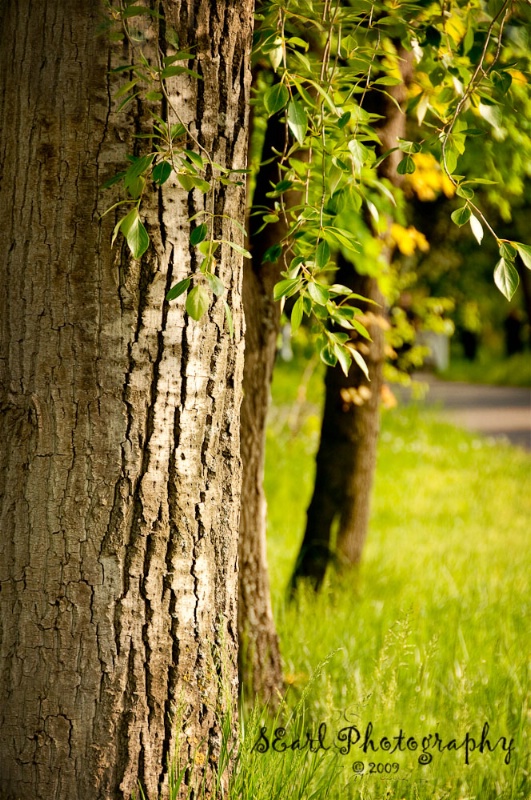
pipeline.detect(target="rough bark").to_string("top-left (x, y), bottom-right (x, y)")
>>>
top-left (0, 2), bottom-right (253, 799)
top-left (238, 110), bottom-right (285, 703)
top-left (292, 48), bottom-right (413, 589)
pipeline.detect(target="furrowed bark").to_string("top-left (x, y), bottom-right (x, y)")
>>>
top-left (0, 1), bottom-right (253, 798)
top-left (238, 108), bottom-right (285, 703)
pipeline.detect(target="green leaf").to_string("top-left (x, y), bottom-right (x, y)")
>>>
top-left (351, 318), bottom-right (371, 340)
top-left (186, 285), bottom-right (210, 320)
top-left (324, 226), bottom-right (359, 252)
top-left (290, 296), bottom-right (304, 333)
top-left (315, 240), bottom-right (330, 269)
top-left (307, 282), bottom-right (329, 306)
top-left (166, 277), bottom-right (190, 301)
top-left (320, 343), bottom-right (337, 368)
top-left (451, 206), bottom-right (471, 227)
top-left (456, 185), bottom-right (474, 200)
top-left (183, 149), bottom-right (204, 169)
top-left (499, 241), bottom-right (517, 261)
top-left (102, 171), bottom-right (126, 189)
top-left (222, 240), bottom-right (251, 259)
top-left (373, 75), bottom-right (402, 86)
top-left (333, 343), bottom-right (352, 377)
top-left (206, 273), bottom-right (225, 297)
top-left (152, 161), bottom-right (172, 185)
top-left (274, 279), bottom-right (300, 301)
top-left (262, 243), bottom-right (282, 264)
top-left (491, 70), bottom-right (512, 95)
top-left (161, 65), bottom-right (202, 80)
top-left (267, 179), bottom-right (293, 197)
top-left (198, 239), bottom-right (220, 257)
top-left (127, 154), bottom-right (155, 178)
top-left (114, 79), bottom-right (139, 99)
top-left (469, 214), bottom-right (483, 245)
top-left (397, 155), bottom-right (415, 175)
top-left (125, 174), bottom-right (144, 199)
top-left (287, 99), bottom-right (307, 146)
top-left (514, 243), bottom-right (531, 270)
top-left (348, 140), bottom-right (369, 173)
top-left (190, 223), bottom-right (208, 246)
top-left (177, 174), bottom-right (210, 193)
top-left (338, 111), bottom-right (351, 129)
top-left (264, 83), bottom-right (289, 116)
top-left (145, 91), bottom-right (163, 102)
top-left (347, 346), bottom-right (370, 381)
top-left (119, 208), bottom-right (150, 259)
top-left (494, 258), bottom-right (519, 301)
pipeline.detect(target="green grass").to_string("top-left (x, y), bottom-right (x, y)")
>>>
top-left (140, 357), bottom-right (529, 799)
top-left (439, 351), bottom-right (531, 387)
top-left (250, 358), bottom-right (530, 800)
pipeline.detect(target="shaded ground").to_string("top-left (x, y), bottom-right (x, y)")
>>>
top-left (410, 372), bottom-right (531, 451)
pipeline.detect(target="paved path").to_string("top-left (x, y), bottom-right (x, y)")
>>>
top-left (411, 373), bottom-right (531, 451)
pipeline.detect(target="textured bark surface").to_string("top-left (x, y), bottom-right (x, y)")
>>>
top-left (238, 111), bottom-right (285, 703)
top-left (0, 2), bottom-right (253, 798)
top-left (292, 49), bottom-right (412, 589)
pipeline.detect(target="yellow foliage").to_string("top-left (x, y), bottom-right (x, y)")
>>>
top-left (389, 223), bottom-right (429, 256)
top-left (405, 153), bottom-right (455, 201)
top-left (507, 69), bottom-right (527, 85)
top-left (445, 14), bottom-right (466, 44)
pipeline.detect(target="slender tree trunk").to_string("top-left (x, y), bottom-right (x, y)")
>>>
top-left (0, 2), bottom-right (253, 799)
top-left (238, 110), bottom-right (285, 702)
top-left (292, 263), bottom-right (385, 586)
top-left (292, 48), bottom-right (413, 589)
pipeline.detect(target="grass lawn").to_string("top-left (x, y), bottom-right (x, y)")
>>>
top-left (236, 358), bottom-right (530, 800)
top-left (439, 351), bottom-right (531, 387)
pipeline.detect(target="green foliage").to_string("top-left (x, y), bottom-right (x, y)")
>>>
top-left (251, 0), bottom-right (531, 372)
top-left (103, 0), bottom-right (531, 357)
top-left (441, 351), bottom-right (531, 387)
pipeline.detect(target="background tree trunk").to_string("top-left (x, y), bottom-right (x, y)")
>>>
top-left (238, 109), bottom-right (286, 703)
top-left (0, 2), bottom-right (253, 798)
top-left (292, 263), bottom-right (385, 587)
top-left (292, 48), bottom-right (413, 589)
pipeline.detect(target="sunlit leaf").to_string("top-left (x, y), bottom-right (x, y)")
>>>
top-left (186, 285), bottom-right (210, 320)
top-left (287, 99), bottom-right (308, 145)
top-left (469, 214), bottom-right (483, 244)
top-left (494, 258), bottom-right (519, 300)
top-left (514, 243), bottom-right (531, 270)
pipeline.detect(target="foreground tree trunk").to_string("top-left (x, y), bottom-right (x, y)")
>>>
top-left (0, 2), bottom-right (253, 798)
top-left (292, 48), bottom-right (412, 589)
top-left (238, 110), bottom-right (285, 703)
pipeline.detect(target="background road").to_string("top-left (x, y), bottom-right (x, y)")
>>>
top-left (411, 373), bottom-right (531, 451)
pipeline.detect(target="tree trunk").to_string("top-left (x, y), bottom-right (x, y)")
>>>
top-left (238, 109), bottom-right (285, 703)
top-left (292, 48), bottom-right (412, 589)
top-left (292, 262), bottom-right (385, 587)
top-left (0, 2), bottom-right (253, 799)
